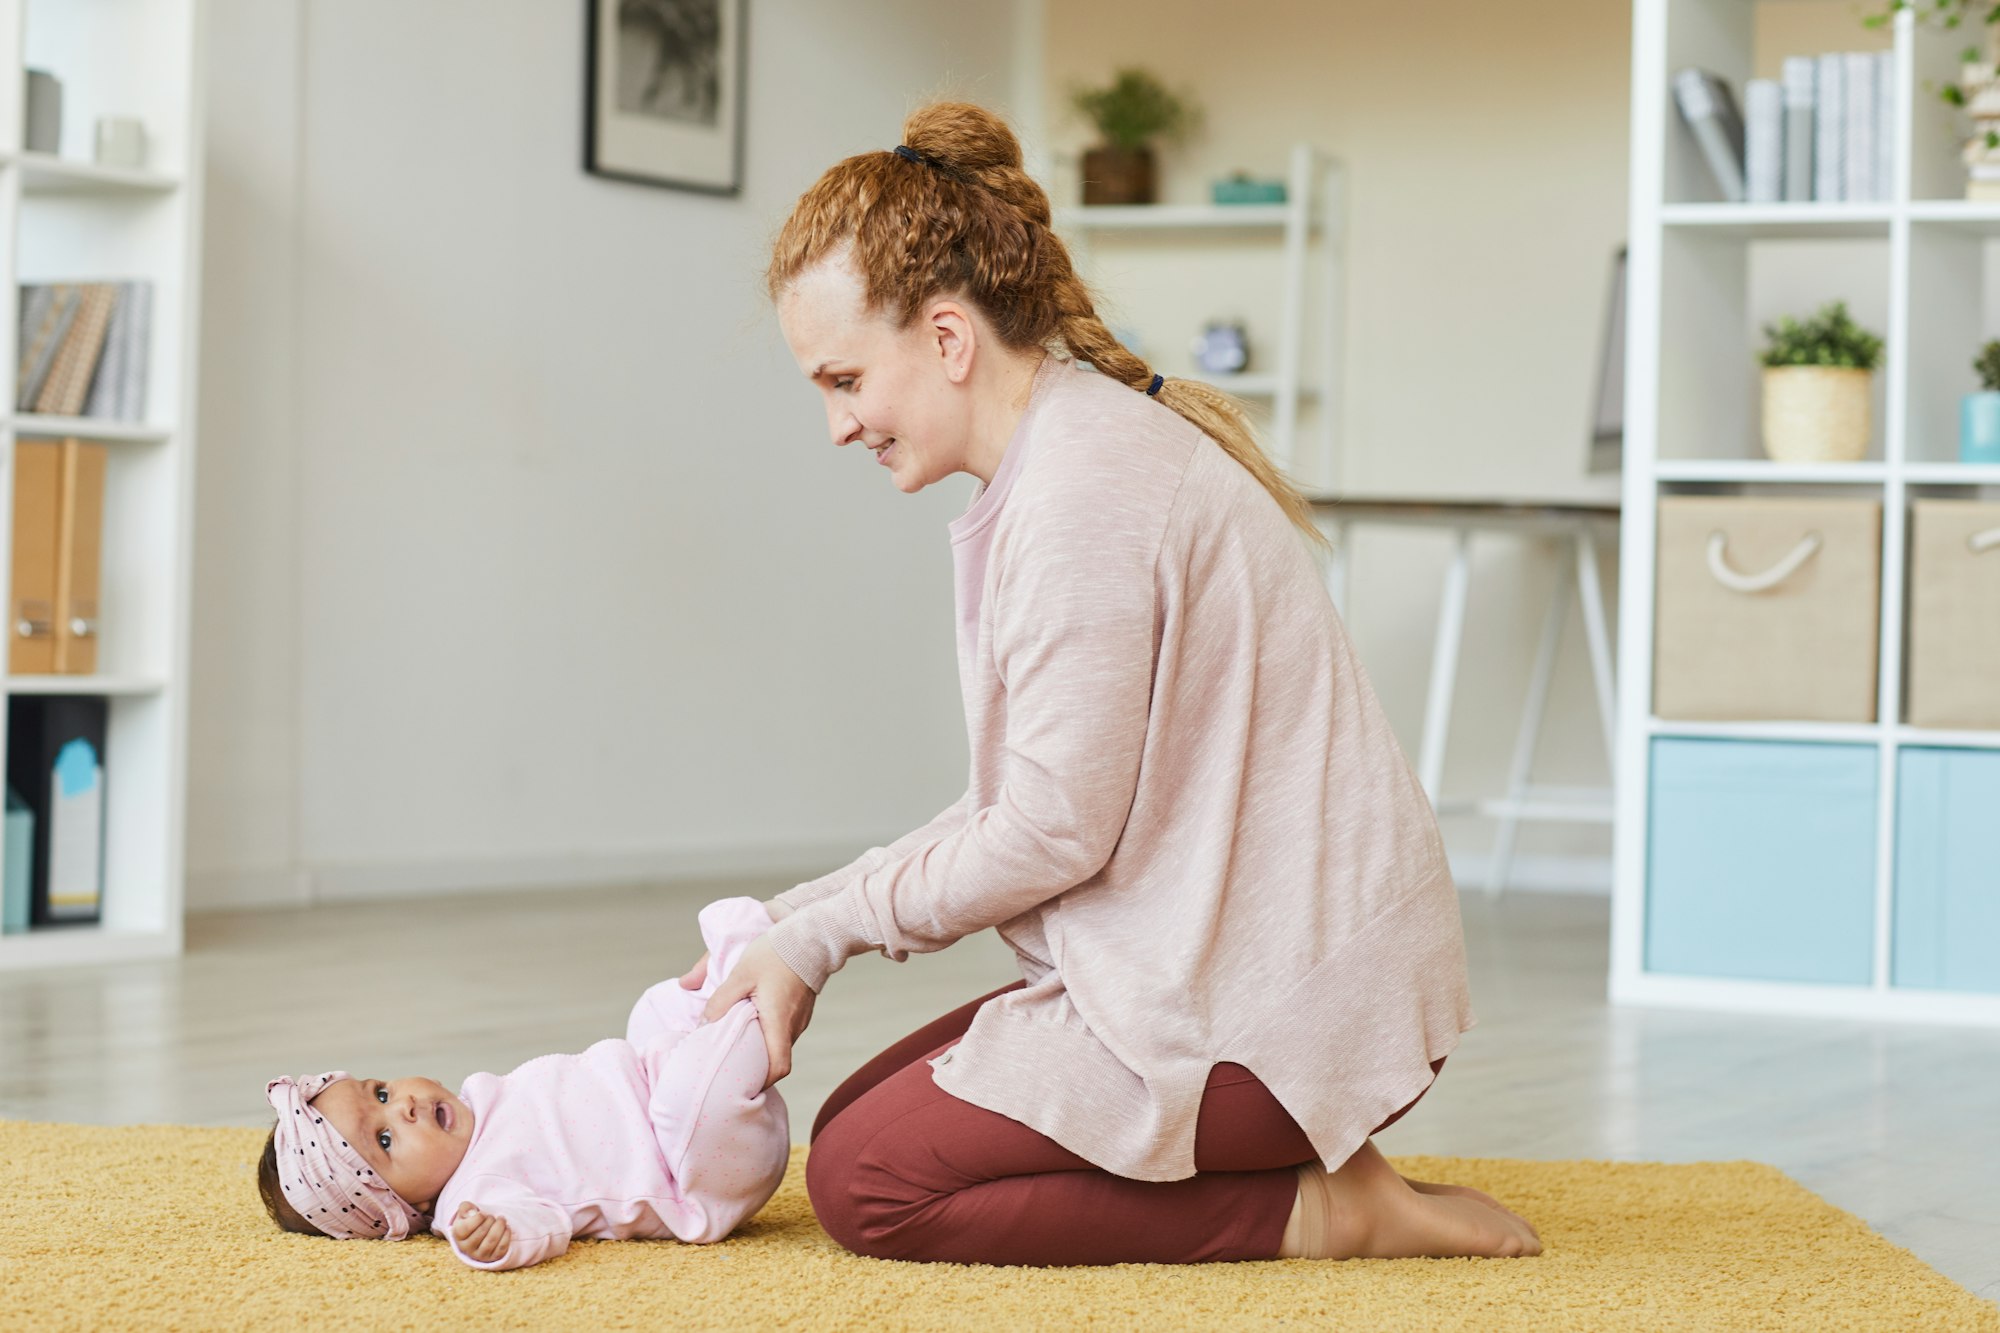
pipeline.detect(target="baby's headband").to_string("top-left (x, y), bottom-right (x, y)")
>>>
top-left (266, 1072), bottom-right (427, 1241)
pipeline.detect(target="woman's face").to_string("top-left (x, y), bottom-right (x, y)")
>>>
top-left (777, 257), bottom-right (974, 494)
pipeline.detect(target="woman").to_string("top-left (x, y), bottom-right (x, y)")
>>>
top-left (679, 101), bottom-right (1542, 1267)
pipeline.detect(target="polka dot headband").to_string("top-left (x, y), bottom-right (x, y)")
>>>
top-left (265, 1071), bottom-right (427, 1241)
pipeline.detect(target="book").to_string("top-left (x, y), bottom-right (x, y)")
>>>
top-left (1844, 51), bottom-right (1876, 202)
top-left (1874, 51), bottom-right (1895, 202)
top-left (17, 284), bottom-right (80, 411)
top-left (2, 788), bottom-right (29, 935)
top-left (34, 283), bottom-right (116, 418)
top-left (1782, 57), bottom-right (1816, 203)
top-left (1746, 78), bottom-right (1783, 204)
top-left (80, 283), bottom-right (129, 421)
top-left (1672, 68), bottom-right (1746, 202)
top-left (1815, 53), bottom-right (1846, 201)
top-left (119, 282), bottom-right (153, 422)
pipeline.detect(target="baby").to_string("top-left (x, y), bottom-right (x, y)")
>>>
top-left (255, 896), bottom-right (789, 1269)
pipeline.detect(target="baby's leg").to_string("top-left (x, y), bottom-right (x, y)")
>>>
top-left (644, 999), bottom-right (791, 1244)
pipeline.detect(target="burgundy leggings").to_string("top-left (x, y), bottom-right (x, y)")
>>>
top-left (804, 980), bottom-right (1444, 1266)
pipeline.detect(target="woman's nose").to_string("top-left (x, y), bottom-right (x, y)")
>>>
top-left (829, 407), bottom-right (860, 447)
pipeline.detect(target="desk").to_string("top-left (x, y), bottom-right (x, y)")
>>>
top-left (1307, 497), bottom-right (1622, 893)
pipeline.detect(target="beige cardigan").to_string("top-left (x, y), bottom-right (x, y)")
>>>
top-left (766, 354), bottom-right (1474, 1182)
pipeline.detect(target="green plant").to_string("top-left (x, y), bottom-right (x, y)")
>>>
top-left (1866, 0), bottom-right (2000, 148)
top-left (1068, 68), bottom-right (1198, 152)
top-left (1977, 339), bottom-right (2000, 391)
top-left (1759, 301), bottom-right (1885, 370)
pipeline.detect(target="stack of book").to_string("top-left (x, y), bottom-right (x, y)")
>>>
top-left (16, 281), bottom-right (153, 422)
top-left (1966, 62), bottom-right (2000, 201)
top-left (1674, 53), bottom-right (1895, 204)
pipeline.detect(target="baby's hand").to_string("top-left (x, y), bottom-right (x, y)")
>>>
top-left (451, 1202), bottom-right (512, 1263)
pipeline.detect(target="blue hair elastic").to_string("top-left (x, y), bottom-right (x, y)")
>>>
top-left (1146, 373), bottom-right (1165, 397)
top-left (893, 144), bottom-right (924, 165)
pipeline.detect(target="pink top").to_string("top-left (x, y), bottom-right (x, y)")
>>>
top-left (765, 354), bottom-right (1475, 1183)
top-left (434, 897), bottom-right (790, 1269)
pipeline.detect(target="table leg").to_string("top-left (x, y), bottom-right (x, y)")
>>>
top-left (1489, 537), bottom-right (1570, 895)
top-left (1418, 528), bottom-right (1473, 806)
top-left (1575, 526), bottom-right (1617, 770)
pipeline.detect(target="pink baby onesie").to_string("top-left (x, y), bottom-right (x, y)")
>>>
top-left (431, 897), bottom-right (790, 1269)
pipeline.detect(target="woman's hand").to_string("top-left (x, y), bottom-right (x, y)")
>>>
top-left (451, 1202), bottom-right (512, 1263)
top-left (700, 934), bottom-right (815, 1088)
top-left (676, 898), bottom-right (793, 992)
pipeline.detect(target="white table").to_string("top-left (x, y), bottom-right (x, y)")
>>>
top-left (1308, 497), bottom-right (1622, 894)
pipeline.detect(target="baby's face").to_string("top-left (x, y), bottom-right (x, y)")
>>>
top-left (310, 1076), bottom-right (474, 1213)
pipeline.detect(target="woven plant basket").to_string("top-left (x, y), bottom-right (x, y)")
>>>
top-left (1761, 365), bottom-right (1872, 462)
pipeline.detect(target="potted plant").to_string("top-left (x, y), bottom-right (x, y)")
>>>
top-left (1758, 301), bottom-right (1884, 463)
top-left (1069, 68), bottom-right (1198, 206)
top-left (1966, 340), bottom-right (2000, 464)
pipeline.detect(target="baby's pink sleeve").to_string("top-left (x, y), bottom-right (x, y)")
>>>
top-left (643, 997), bottom-right (790, 1244)
top-left (625, 896), bottom-right (776, 1055)
top-left (435, 1177), bottom-right (571, 1271)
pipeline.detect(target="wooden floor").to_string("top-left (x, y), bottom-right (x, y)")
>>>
top-left (2, 879), bottom-right (1994, 1299)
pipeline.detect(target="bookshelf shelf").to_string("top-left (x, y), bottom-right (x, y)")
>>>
top-left (1054, 202), bottom-right (1303, 231)
top-left (1653, 459), bottom-right (1889, 483)
top-left (6, 675), bottom-right (167, 697)
top-left (1615, 0), bottom-right (2000, 1023)
top-left (1659, 201), bottom-right (1894, 237)
top-left (1054, 144), bottom-right (1344, 488)
top-left (9, 414), bottom-right (171, 444)
top-left (0, 0), bottom-right (203, 971)
top-left (6, 151), bottom-right (180, 197)
top-left (1905, 203), bottom-right (2000, 236)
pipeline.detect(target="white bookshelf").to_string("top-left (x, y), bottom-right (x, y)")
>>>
top-left (0, 0), bottom-right (205, 970)
top-left (1053, 143), bottom-right (1346, 489)
top-left (1613, 0), bottom-right (2000, 1024)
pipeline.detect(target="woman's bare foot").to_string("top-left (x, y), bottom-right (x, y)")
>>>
top-left (1400, 1175), bottom-right (1541, 1242)
top-left (1278, 1139), bottom-right (1542, 1260)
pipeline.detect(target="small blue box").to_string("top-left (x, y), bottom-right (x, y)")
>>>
top-left (1210, 174), bottom-right (1286, 205)
top-left (1646, 738), bottom-right (1877, 984)
top-left (1894, 747), bottom-right (2000, 993)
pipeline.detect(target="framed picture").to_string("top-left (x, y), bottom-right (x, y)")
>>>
top-left (584, 0), bottom-right (746, 194)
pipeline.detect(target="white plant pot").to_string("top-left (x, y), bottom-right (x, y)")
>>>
top-left (1761, 365), bottom-right (1872, 463)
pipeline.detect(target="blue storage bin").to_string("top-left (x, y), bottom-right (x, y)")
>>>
top-left (1646, 739), bottom-right (1877, 985)
top-left (1894, 748), bottom-right (2000, 994)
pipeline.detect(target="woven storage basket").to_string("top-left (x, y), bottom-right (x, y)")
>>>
top-left (1654, 496), bottom-right (1881, 721)
top-left (1907, 499), bottom-right (2000, 729)
top-left (1761, 366), bottom-right (1872, 462)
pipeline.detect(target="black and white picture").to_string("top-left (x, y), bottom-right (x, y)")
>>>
top-left (585, 0), bottom-right (745, 194)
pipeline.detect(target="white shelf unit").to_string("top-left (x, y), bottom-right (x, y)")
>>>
top-left (1053, 143), bottom-right (1346, 489)
top-left (1613, 0), bottom-right (2000, 1024)
top-left (0, 0), bottom-right (205, 971)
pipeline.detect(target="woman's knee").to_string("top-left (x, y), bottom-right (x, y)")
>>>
top-left (804, 1115), bottom-right (912, 1260)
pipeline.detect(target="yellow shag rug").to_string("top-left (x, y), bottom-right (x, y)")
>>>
top-left (2, 1121), bottom-right (1994, 1332)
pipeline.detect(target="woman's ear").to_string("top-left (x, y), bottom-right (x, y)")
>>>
top-left (926, 299), bottom-right (976, 386)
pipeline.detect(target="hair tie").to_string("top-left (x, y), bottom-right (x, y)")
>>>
top-left (894, 144), bottom-right (936, 169)
top-left (1146, 373), bottom-right (1165, 397)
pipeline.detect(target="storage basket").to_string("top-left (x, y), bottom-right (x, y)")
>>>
top-left (1654, 496), bottom-right (1881, 721)
top-left (1906, 499), bottom-right (2000, 730)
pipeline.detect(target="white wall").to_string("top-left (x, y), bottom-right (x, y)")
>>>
top-left (1044, 0), bottom-right (1635, 882)
top-left (189, 0), bottom-right (1643, 909)
top-left (188, 0), bottom-right (1024, 907)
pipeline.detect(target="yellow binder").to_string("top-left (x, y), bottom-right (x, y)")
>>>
top-left (54, 438), bottom-right (106, 675)
top-left (9, 440), bottom-right (60, 674)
